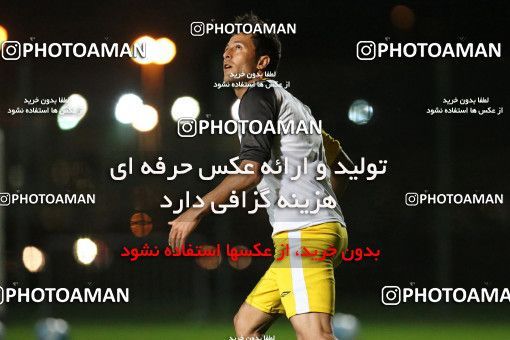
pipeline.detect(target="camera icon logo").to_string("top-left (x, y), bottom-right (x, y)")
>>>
top-left (356, 41), bottom-right (376, 60)
top-left (177, 118), bottom-right (197, 137)
top-left (190, 22), bottom-right (205, 36)
top-left (1, 41), bottom-right (21, 60)
top-left (381, 286), bottom-right (401, 306)
top-left (405, 192), bottom-right (419, 206)
top-left (0, 193), bottom-right (11, 206)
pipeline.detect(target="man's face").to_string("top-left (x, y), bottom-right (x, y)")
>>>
top-left (223, 34), bottom-right (258, 83)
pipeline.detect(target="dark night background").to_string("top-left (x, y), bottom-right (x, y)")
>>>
top-left (0, 0), bottom-right (509, 338)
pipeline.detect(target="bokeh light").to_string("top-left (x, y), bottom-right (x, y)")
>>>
top-left (153, 38), bottom-right (177, 65)
top-left (58, 93), bottom-right (88, 130)
top-left (390, 5), bottom-right (415, 30)
top-left (348, 99), bottom-right (374, 125)
top-left (57, 114), bottom-right (80, 130)
top-left (22, 246), bottom-right (46, 273)
top-left (74, 237), bottom-right (98, 265)
top-left (35, 318), bottom-right (70, 339)
top-left (333, 313), bottom-right (360, 339)
top-left (131, 36), bottom-right (176, 65)
top-left (195, 245), bottom-right (222, 270)
top-left (132, 104), bottom-right (158, 132)
top-left (115, 93), bottom-right (143, 124)
top-left (0, 25), bottom-right (7, 44)
top-left (227, 245), bottom-right (252, 270)
top-left (170, 96), bottom-right (200, 121)
top-left (131, 36), bottom-right (155, 65)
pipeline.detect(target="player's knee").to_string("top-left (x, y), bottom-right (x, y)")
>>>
top-left (233, 312), bottom-right (263, 337)
top-left (233, 315), bottom-right (248, 335)
top-left (233, 312), bottom-right (240, 331)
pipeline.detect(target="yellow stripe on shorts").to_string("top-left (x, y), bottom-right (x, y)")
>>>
top-left (245, 222), bottom-right (348, 318)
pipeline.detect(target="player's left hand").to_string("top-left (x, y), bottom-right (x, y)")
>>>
top-left (168, 209), bottom-right (202, 250)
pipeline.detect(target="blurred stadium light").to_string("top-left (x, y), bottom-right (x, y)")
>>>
top-left (195, 245), bottom-right (222, 270)
top-left (131, 36), bottom-right (155, 65)
top-left (22, 246), bottom-right (46, 273)
top-left (132, 104), bottom-right (158, 132)
top-left (227, 245), bottom-right (252, 270)
top-left (114, 93), bottom-right (144, 124)
top-left (73, 237), bottom-right (98, 265)
top-left (57, 94), bottom-right (88, 130)
top-left (57, 114), bottom-right (80, 130)
top-left (170, 96), bottom-right (200, 121)
top-left (153, 38), bottom-right (177, 65)
top-left (0, 25), bottom-right (7, 44)
top-left (391, 5), bottom-right (415, 30)
top-left (333, 313), bottom-right (360, 340)
top-left (131, 36), bottom-right (176, 65)
top-left (35, 318), bottom-right (69, 340)
top-left (348, 99), bottom-right (373, 125)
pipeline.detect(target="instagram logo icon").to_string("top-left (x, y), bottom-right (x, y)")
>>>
top-left (405, 193), bottom-right (419, 206)
top-left (1, 41), bottom-right (21, 60)
top-left (381, 286), bottom-right (401, 305)
top-left (190, 22), bottom-right (205, 36)
top-left (177, 118), bottom-right (197, 137)
top-left (0, 193), bottom-right (10, 206)
top-left (356, 41), bottom-right (376, 60)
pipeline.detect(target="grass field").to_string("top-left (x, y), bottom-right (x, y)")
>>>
top-left (4, 320), bottom-right (510, 340)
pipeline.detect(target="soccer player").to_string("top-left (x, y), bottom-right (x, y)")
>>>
top-left (169, 13), bottom-right (354, 340)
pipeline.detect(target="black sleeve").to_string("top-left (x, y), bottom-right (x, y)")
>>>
top-left (238, 85), bottom-right (278, 164)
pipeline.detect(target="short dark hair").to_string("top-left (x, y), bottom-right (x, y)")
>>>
top-left (234, 13), bottom-right (282, 73)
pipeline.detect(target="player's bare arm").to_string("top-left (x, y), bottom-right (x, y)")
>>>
top-left (168, 160), bottom-right (262, 249)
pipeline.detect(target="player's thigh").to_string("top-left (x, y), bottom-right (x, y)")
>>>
top-left (234, 302), bottom-right (281, 335)
top-left (289, 312), bottom-right (335, 340)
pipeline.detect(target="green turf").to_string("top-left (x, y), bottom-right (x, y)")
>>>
top-left (4, 320), bottom-right (510, 339)
top-left (363, 322), bottom-right (510, 340)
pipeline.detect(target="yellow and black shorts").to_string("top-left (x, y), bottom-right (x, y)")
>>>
top-left (245, 221), bottom-right (348, 318)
